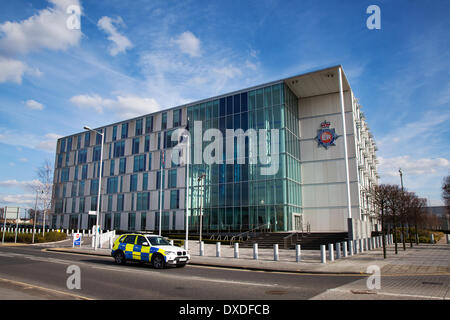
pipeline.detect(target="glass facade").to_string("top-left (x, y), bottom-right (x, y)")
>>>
top-left (52, 81), bottom-right (303, 233)
top-left (186, 83), bottom-right (301, 233)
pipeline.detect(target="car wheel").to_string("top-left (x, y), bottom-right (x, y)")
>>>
top-left (152, 253), bottom-right (165, 269)
top-left (114, 251), bottom-right (126, 265)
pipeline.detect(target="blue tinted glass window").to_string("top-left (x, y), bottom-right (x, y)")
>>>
top-left (226, 96), bottom-right (233, 115)
top-left (233, 94), bottom-right (241, 114)
top-left (121, 123), bottom-right (128, 139)
top-left (135, 119), bottom-right (143, 136)
top-left (130, 174), bottom-right (137, 192)
top-left (219, 98), bottom-right (225, 117)
top-left (241, 92), bottom-right (248, 112)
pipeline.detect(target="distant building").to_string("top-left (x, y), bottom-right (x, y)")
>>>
top-left (427, 206), bottom-right (450, 231)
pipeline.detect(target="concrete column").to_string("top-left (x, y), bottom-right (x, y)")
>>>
top-left (446, 234), bottom-right (450, 244)
top-left (253, 243), bottom-right (258, 260)
top-left (320, 245), bottom-right (326, 264)
top-left (368, 238), bottom-right (372, 250)
top-left (273, 244), bottom-right (279, 261)
top-left (295, 244), bottom-right (301, 262)
top-left (360, 239), bottom-right (364, 253)
top-left (215, 242), bottom-right (220, 257)
top-left (200, 241), bottom-right (204, 256)
top-left (234, 243), bottom-right (239, 259)
top-left (328, 243), bottom-right (334, 262)
top-left (335, 242), bottom-right (341, 259)
top-left (343, 241), bottom-right (348, 257)
top-left (430, 234), bottom-right (434, 244)
top-left (348, 240), bottom-right (353, 256)
top-left (354, 240), bottom-right (358, 254)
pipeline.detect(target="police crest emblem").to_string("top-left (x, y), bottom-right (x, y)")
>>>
top-left (315, 121), bottom-right (340, 149)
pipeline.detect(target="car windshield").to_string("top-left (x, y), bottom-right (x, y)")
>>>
top-left (147, 236), bottom-right (171, 246)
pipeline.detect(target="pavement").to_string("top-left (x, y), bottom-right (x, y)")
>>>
top-left (43, 236), bottom-right (450, 276)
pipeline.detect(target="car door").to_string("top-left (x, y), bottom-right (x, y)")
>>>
top-left (134, 236), bottom-right (149, 261)
top-left (122, 235), bottom-right (136, 260)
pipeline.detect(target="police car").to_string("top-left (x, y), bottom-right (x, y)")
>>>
top-left (111, 233), bottom-right (190, 269)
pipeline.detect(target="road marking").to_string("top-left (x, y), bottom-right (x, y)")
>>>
top-left (0, 277), bottom-right (92, 300)
top-left (327, 287), bottom-right (450, 300)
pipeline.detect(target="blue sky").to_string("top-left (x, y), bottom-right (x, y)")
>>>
top-left (0, 0), bottom-right (449, 209)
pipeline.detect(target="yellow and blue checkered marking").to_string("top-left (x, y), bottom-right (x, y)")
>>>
top-left (112, 235), bottom-right (167, 262)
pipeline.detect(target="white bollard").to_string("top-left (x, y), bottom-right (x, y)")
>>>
top-left (335, 243), bottom-right (341, 259)
top-left (446, 234), bottom-right (450, 244)
top-left (216, 242), bottom-right (221, 257)
top-left (253, 243), bottom-right (258, 260)
top-left (359, 239), bottom-right (364, 253)
top-left (354, 240), bottom-right (358, 254)
top-left (343, 241), bottom-right (348, 257)
top-left (200, 241), bottom-right (204, 256)
top-left (320, 245), bottom-right (327, 264)
top-left (234, 243), bottom-right (239, 259)
top-left (348, 240), bottom-right (353, 256)
top-left (295, 244), bottom-right (301, 262)
top-left (273, 244), bottom-right (279, 261)
top-left (430, 234), bottom-right (435, 244)
top-left (328, 243), bottom-right (334, 262)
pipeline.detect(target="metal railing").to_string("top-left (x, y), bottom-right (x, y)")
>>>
top-left (229, 223), bottom-right (271, 247)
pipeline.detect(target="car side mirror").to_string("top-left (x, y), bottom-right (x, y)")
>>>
top-left (142, 242), bottom-right (149, 246)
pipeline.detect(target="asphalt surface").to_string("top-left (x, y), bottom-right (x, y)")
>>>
top-left (0, 245), bottom-right (365, 300)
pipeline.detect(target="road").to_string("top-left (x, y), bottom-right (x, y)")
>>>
top-left (0, 245), bottom-right (364, 300)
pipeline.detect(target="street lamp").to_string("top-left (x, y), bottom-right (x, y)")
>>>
top-left (198, 173), bottom-right (206, 243)
top-left (182, 132), bottom-right (190, 250)
top-left (84, 126), bottom-right (104, 251)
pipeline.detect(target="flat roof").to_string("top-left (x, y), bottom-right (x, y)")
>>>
top-left (59, 65), bottom-right (351, 141)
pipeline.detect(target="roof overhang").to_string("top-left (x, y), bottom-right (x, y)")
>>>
top-left (283, 65), bottom-right (351, 99)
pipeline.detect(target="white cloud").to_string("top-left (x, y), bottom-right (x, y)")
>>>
top-left (0, 179), bottom-right (41, 190)
top-left (378, 156), bottom-right (450, 177)
top-left (0, 129), bottom-right (61, 152)
top-left (97, 16), bottom-right (133, 56)
top-left (70, 94), bottom-right (160, 119)
top-left (0, 0), bottom-right (82, 84)
top-left (0, 57), bottom-right (27, 84)
top-left (172, 31), bottom-right (201, 57)
top-left (0, 193), bottom-right (37, 207)
top-left (25, 99), bottom-right (44, 110)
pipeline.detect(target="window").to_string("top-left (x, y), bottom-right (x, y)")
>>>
top-left (112, 126), bottom-right (117, 141)
top-left (145, 116), bottom-right (153, 133)
top-left (78, 149), bottom-right (87, 164)
top-left (161, 112), bottom-right (167, 130)
top-left (137, 192), bottom-right (149, 211)
top-left (90, 179), bottom-right (98, 195)
top-left (93, 146), bottom-right (101, 161)
top-left (107, 177), bottom-right (118, 194)
top-left (143, 172), bottom-right (148, 191)
top-left (132, 137), bottom-right (140, 154)
top-left (135, 119), bottom-right (143, 136)
top-left (110, 159), bottom-right (115, 176)
top-left (117, 194), bottom-right (124, 211)
top-left (173, 109), bottom-right (181, 127)
top-left (108, 195), bottom-right (113, 212)
top-left (128, 213), bottom-right (136, 231)
top-left (123, 235), bottom-right (136, 244)
top-left (144, 135), bottom-right (150, 152)
top-left (137, 235), bottom-right (147, 245)
top-left (84, 132), bottom-right (90, 147)
top-left (79, 197), bottom-right (85, 213)
top-left (61, 168), bottom-right (69, 182)
top-left (130, 174), bottom-right (138, 192)
top-left (168, 169), bottom-right (177, 188)
top-left (170, 190), bottom-right (179, 209)
top-left (67, 137), bottom-right (72, 152)
top-left (96, 129), bottom-right (103, 145)
top-left (140, 214), bottom-right (147, 231)
top-left (79, 181), bottom-right (85, 196)
top-left (119, 158), bottom-right (126, 174)
top-left (121, 123), bottom-right (128, 139)
top-left (133, 155), bottom-right (146, 172)
top-left (91, 196), bottom-right (98, 211)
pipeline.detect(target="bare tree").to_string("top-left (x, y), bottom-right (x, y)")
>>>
top-left (386, 184), bottom-right (402, 254)
top-left (36, 159), bottom-right (54, 233)
top-left (369, 184), bottom-right (392, 259)
top-left (443, 175), bottom-right (450, 219)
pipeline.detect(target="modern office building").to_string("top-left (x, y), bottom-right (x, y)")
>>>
top-left (50, 65), bottom-right (379, 238)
